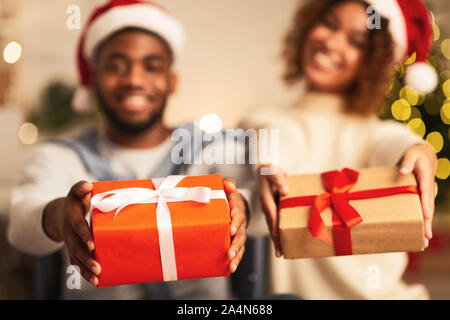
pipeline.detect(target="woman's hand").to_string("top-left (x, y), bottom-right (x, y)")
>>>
top-left (223, 178), bottom-right (248, 273)
top-left (259, 165), bottom-right (289, 257)
top-left (399, 143), bottom-right (438, 248)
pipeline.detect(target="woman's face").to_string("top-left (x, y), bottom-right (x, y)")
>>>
top-left (302, 1), bottom-right (369, 93)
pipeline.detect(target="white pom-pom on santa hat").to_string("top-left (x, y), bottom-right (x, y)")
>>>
top-left (72, 86), bottom-right (97, 113)
top-left (404, 62), bottom-right (439, 95)
top-left (72, 0), bottom-right (185, 113)
top-left (366, 0), bottom-right (438, 94)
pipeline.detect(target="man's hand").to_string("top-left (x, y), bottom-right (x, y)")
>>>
top-left (259, 165), bottom-right (289, 258)
top-left (399, 143), bottom-right (438, 249)
top-left (223, 178), bottom-right (247, 273)
top-left (43, 181), bottom-right (101, 286)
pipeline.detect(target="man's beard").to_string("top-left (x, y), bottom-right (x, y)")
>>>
top-left (96, 92), bottom-right (167, 136)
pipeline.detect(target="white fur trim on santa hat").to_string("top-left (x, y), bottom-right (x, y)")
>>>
top-left (84, 4), bottom-right (185, 62)
top-left (365, 0), bottom-right (408, 63)
top-left (72, 86), bottom-right (97, 113)
top-left (404, 62), bottom-right (439, 95)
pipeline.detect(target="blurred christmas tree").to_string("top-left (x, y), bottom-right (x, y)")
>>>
top-left (382, 13), bottom-right (450, 210)
top-left (28, 80), bottom-right (98, 134)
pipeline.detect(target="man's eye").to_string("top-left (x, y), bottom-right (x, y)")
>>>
top-left (106, 62), bottom-right (127, 73)
top-left (145, 64), bottom-right (163, 72)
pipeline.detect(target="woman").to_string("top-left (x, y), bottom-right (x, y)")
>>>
top-left (243, 0), bottom-right (437, 299)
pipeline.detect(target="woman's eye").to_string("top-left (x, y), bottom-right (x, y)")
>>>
top-left (322, 18), bottom-right (338, 31)
top-left (349, 37), bottom-right (365, 49)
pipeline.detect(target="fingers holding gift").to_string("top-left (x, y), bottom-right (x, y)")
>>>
top-left (229, 199), bottom-right (247, 236)
top-left (67, 201), bottom-right (95, 251)
top-left (260, 177), bottom-right (282, 257)
top-left (260, 166), bottom-right (289, 196)
top-left (416, 163), bottom-right (435, 241)
top-left (399, 144), bottom-right (437, 245)
top-left (65, 227), bottom-right (101, 286)
top-left (224, 177), bottom-right (247, 236)
top-left (223, 177), bottom-right (237, 194)
top-left (69, 180), bottom-right (93, 211)
top-left (229, 247), bottom-right (245, 274)
top-left (70, 256), bottom-right (99, 287)
top-left (400, 150), bottom-right (435, 240)
top-left (228, 224), bottom-right (246, 273)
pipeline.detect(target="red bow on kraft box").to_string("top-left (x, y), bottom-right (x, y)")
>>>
top-left (90, 174), bottom-right (231, 287)
top-left (278, 167), bottom-right (426, 259)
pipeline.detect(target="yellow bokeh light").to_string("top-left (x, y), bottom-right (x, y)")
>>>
top-left (441, 103), bottom-right (450, 124)
top-left (391, 99), bottom-right (411, 121)
top-left (428, 55), bottom-right (444, 71)
top-left (405, 52), bottom-right (416, 65)
top-left (433, 23), bottom-right (440, 42)
top-left (443, 79), bottom-right (450, 99)
top-left (399, 86), bottom-right (420, 106)
top-left (436, 158), bottom-right (450, 180)
top-left (3, 41), bottom-right (22, 64)
top-left (18, 122), bottom-right (38, 145)
top-left (424, 94), bottom-right (441, 115)
top-left (426, 132), bottom-right (444, 153)
top-left (442, 39), bottom-right (450, 60)
top-left (407, 118), bottom-right (426, 138)
top-left (395, 63), bottom-right (405, 78)
top-left (440, 70), bottom-right (450, 81)
top-left (409, 107), bottom-right (422, 119)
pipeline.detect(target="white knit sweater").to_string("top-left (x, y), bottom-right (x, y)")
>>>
top-left (242, 91), bottom-right (429, 300)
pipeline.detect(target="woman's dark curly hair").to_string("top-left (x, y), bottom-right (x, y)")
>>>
top-left (283, 0), bottom-right (395, 116)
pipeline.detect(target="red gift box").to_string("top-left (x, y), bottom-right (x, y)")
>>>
top-left (90, 174), bottom-right (231, 287)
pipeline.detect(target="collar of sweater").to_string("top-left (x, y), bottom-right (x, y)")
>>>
top-left (296, 91), bottom-right (345, 115)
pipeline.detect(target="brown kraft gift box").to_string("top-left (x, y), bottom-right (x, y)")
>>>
top-left (279, 166), bottom-right (426, 259)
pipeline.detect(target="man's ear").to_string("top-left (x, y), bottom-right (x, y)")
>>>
top-left (169, 72), bottom-right (178, 94)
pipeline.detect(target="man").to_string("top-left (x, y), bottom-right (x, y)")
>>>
top-left (8, 0), bottom-right (251, 300)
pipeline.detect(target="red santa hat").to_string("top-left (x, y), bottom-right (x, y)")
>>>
top-left (73, 0), bottom-right (185, 112)
top-left (366, 0), bottom-right (438, 95)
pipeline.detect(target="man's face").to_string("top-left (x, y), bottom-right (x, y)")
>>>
top-left (92, 29), bottom-right (176, 134)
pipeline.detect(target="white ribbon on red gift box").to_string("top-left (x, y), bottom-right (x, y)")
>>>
top-left (90, 175), bottom-right (228, 282)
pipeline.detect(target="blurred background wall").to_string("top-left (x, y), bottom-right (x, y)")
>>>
top-left (0, 0), bottom-right (449, 299)
top-left (14, 0), bottom-right (301, 126)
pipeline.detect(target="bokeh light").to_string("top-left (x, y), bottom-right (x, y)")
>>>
top-left (442, 39), bottom-right (450, 60)
top-left (424, 94), bottom-right (442, 115)
top-left (443, 79), bottom-right (450, 98)
top-left (399, 86), bottom-right (420, 106)
top-left (409, 107), bottom-right (422, 119)
top-left (436, 158), bottom-right (450, 180)
top-left (441, 70), bottom-right (450, 82)
top-left (199, 113), bottom-right (222, 134)
top-left (391, 99), bottom-right (411, 121)
top-left (407, 118), bottom-right (426, 138)
top-left (441, 103), bottom-right (450, 124)
top-left (429, 55), bottom-right (445, 71)
top-left (3, 41), bottom-right (22, 64)
top-left (405, 52), bottom-right (416, 65)
top-left (18, 122), bottom-right (38, 145)
top-left (426, 131), bottom-right (444, 153)
top-left (432, 21), bottom-right (440, 42)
